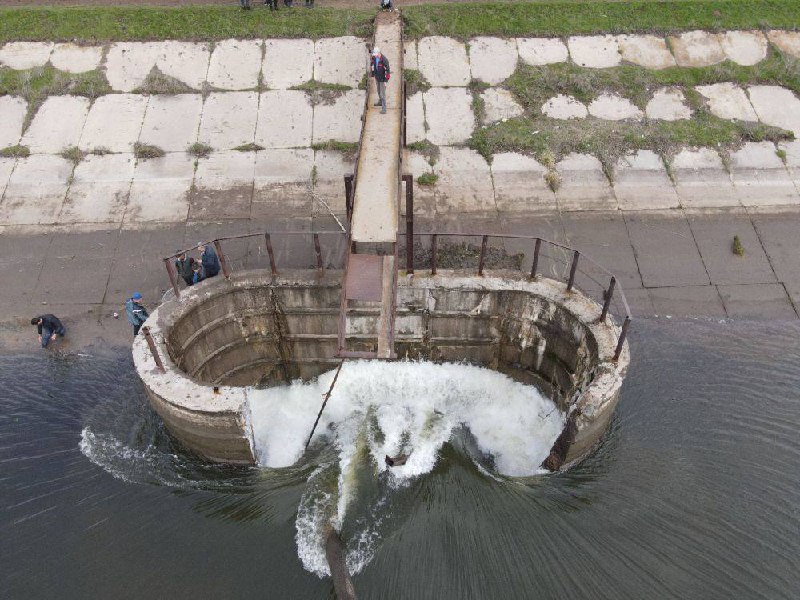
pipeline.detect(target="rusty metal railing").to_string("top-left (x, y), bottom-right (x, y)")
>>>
top-left (398, 231), bottom-right (632, 360)
top-left (162, 230), bottom-right (349, 299)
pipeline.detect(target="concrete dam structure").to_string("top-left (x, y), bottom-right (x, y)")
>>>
top-left (132, 263), bottom-right (630, 472)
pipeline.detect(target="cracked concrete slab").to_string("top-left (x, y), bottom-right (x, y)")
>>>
top-left (252, 149), bottom-right (314, 218)
top-left (588, 93), bottom-right (643, 121)
top-left (104, 42), bottom-right (161, 92)
top-left (314, 37), bottom-right (366, 87)
top-left (0, 42), bottom-right (53, 70)
top-left (404, 40), bottom-right (418, 70)
top-left (491, 152), bottom-right (556, 212)
top-left (207, 39), bottom-right (262, 90)
top-left (671, 147), bottom-right (736, 208)
top-left (669, 31), bottom-right (725, 66)
top-left (0, 157), bottom-right (14, 200)
top-left (720, 31), bottom-right (768, 66)
top-left (618, 34), bottom-right (676, 69)
top-left (555, 153), bottom-right (616, 211)
top-left (22, 96), bottom-right (90, 154)
top-left (79, 94), bottom-right (148, 153)
top-left (696, 83), bottom-right (758, 121)
top-left (405, 92), bottom-right (426, 144)
top-left (613, 150), bottom-right (679, 210)
top-left (646, 88), bottom-right (692, 121)
top-left (402, 150), bottom-right (435, 217)
top-left (648, 285), bottom-right (726, 317)
top-left (542, 94), bottom-right (587, 119)
top-left (418, 36), bottom-right (470, 87)
top-left (313, 150), bottom-right (354, 215)
top-left (262, 39), bottom-right (314, 89)
top-left (155, 41), bottom-right (211, 90)
top-left (434, 147), bottom-right (494, 214)
top-left (50, 43), bottom-right (103, 73)
top-left (0, 155), bottom-right (72, 225)
top-left (730, 142), bottom-right (800, 207)
top-left (60, 153), bottom-right (135, 224)
top-left (747, 85), bottom-right (800, 136)
top-left (125, 153), bottom-right (195, 224)
top-left (779, 140), bottom-right (800, 185)
top-left (625, 213), bottom-right (710, 287)
top-left (0, 96), bottom-right (26, 149)
top-left (687, 213), bottom-right (776, 285)
top-left (311, 89), bottom-right (365, 144)
top-left (255, 90), bottom-right (313, 148)
top-left (751, 213), bottom-right (800, 281)
top-left (718, 283), bottom-right (796, 319)
top-left (139, 94), bottom-right (203, 152)
top-left (198, 91), bottom-right (259, 150)
top-left (190, 151), bottom-right (254, 220)
top-left (567, 35), bottom-right (621, 68)
top-left (422, 87), bottom-right (474, 145)
top-left (516, 38), bottom-right (568, 66)
top-left (729, 142), bottom-right (799, 207)
top-left (481, 88), bottom-right (523, 124)
top-left (469, 37), bottom-right (517, 84)
top-left (767, 30), bottom-right (800, 59)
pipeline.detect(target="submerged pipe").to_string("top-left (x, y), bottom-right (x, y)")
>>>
top-left (325, 527), bottom-right (357, 600)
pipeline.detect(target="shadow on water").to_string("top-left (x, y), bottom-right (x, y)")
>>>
top-left (1, 319), bottom-right (800, 599)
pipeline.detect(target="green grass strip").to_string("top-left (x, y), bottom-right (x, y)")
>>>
top-left (0, 6), bottom-right (373, 43)
top-left (403, 0), bottom-right (800, 39)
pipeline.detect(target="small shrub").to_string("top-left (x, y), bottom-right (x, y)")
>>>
top-left (133, 67), bottom-right (194, 95)
top-left (544, 170), bottom-right (562, 192)
top-left (188, 142), bottom-right (212, 158)
top-left (416, 172), bottom-right (438, 186)
top-left (403, 69), bottom-right (431, 96)
top-left (91, 146), bottom-right (112, 155)
top-left (234, 142), bottom-right (265, 152)
top-left (407, 139), bottom-right (440, 165)
top-left (291, 80), bottom-right (350, 106)
top-left (311, 140), bottom-right (359, 158)
top-left (732, 235), bottom-right (744, 257)
top-left (134, 142), bottom-right (165, 159)
top-left (776, 148), bottom-right (787, 163)
top-left (59, 145), bottom-right (86, 164)
top-left (0, 144), bottom-right (30, 158)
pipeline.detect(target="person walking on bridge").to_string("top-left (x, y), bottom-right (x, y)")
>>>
top-left (370, 48), bottom-right (391, 114)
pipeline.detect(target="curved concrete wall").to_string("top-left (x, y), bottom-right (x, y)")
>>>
top-left (133, 269), bottom-right (628, 468)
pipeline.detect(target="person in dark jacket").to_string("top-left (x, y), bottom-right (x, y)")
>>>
top-left (175, 252), bottom-right (195, 286)
top-left (370, 48), bottom-right (391, 114)
top-left (31, 314), bottom-right (66, 348)
top-left (125, 292), bottom-right (150, 336)
top-left (240, 0), bottom-right (251, 10)
top-left (198, 243), bottom-right (221, 278)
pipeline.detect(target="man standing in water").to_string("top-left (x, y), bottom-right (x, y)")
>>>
top-left (125, 292), bottom-right (149, 337)
top-left (370, 48), bottom-right (390, 114)
top-left (30, 314), bottom-right (66, 348)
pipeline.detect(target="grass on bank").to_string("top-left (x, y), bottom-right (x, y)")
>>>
top-left (1, 2), bottom-right (799, 44)
top-left (0, 7), bottom-right (373, 43)
top-left (0, 144), bottom-right (30, 159)
top-left (506, 47), bottom-right (800, 111)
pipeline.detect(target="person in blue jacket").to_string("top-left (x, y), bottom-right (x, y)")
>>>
top-left (198, 243), bottom-right (221, 278)
top-left (125, 292), bottom-right (150, 336)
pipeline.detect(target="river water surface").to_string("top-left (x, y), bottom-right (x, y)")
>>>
top-left (1, 320), bottom-right (799, 599)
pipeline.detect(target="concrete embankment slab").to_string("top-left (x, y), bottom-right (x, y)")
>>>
top-left (60, 153), bottom-right (135, 225)
top-left (79, 94), bottom-right (148, 153)
top-left (0, 96), bottom-right (27, 150)
top-left (22, 96), bottom-right (90, 155)
top-left (125, 153), bottom-right (195, 225)
top-left (198, 91), bottom-right (258, 150)
top-left (263, 39), bottom-right (314, 89)
top-left (139, 94), bottom-right (203, 152)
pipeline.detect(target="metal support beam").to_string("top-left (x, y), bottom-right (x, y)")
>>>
top-left (566, 250), bottom-right (580, 291)
top-left (213, 240), bottom-right (231, 279)
top-left (402, 174), bottom-right (414, 274)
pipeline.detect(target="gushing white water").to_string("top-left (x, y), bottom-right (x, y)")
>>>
top-left (247, 360), bottom-right (564, 576)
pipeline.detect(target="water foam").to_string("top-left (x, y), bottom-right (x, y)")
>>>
top-left (247, 360), bottom-right (564, 576)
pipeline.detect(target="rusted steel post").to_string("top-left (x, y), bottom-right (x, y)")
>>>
top-left (566, 250), bottom-right (580, 291)
top-left (530, 238), bottom-right (542, 279)
top-left (305, 359), bottom-right (344, 450)
top-left (614, 316), bottom-right (631, 361)
top-left (163, 257), bottom-right (181, 298)
top-left (344, 175), bottom-right (354, 224)
top-left (213, 240), bottom-right (231, 279)
top-left (478, 235), bottom-right (489, 276)
top-left (141, 326), bottom-right (165, 373)
top-left (431, 234), bottom-right (438, 275)
top-left (402, 82), bottom-right (407, 147)
top-left (264, 233), bottom-right (277, 277)
top-left (314, 233), bottom-right (323, 274)
top-left (600, 276), bottom-right (616, 322)
top-left (402, 174), bottom-right (414, 274)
